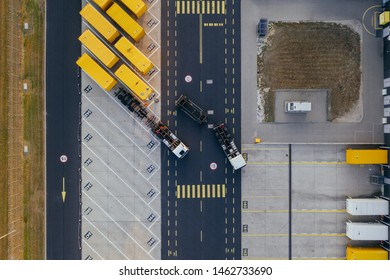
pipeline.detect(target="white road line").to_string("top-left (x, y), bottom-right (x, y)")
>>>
top-left (84, 191), bottom-right (160, 256)
top-left (82, 239), bottom-right (104, 260)
top-left (83, 91), bottom-right (159, 145)
top-left (83, 144), bottom-right (158, 205)
top-left (83, 216), bottom-right (130, 260)
top-left (83, 124), bottom-right (160, 179)
top-left (83, 109), bottom-right (160, 169)
top-left (83, 167), bottom-right (161, 228)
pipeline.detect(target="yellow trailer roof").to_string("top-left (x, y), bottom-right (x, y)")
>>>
top-left (346, 246), bottom-right (388, 260)
top-left (114, 64), bottom-right (152, 101)
top-left (114, 37), bottom-right (153, 75)
top-left (346, 149), bottom-right (388, 165)
top-left (93, 0), bottom-right (112, 11)
top-left (80, 4), bottom-right (120, 43)
top-left (79, 30), bottom-right (119, 68)
top-left (380, 11), bottom-right (390, 26)
top-left (106, 3), bottom-right (145, 42)
top-left (76, 53), bottom-right (117, 91)
top-left (119, 0), bottom-right (147, 18)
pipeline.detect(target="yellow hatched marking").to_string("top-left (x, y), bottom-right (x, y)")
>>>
top-left (197, 185), bottom-right (201, 198)
top-left (217, 184), bottom-right (221, 197)
top-left (217, 1), bottom-right (220, 14)
top-left (211, 184), bottom-right (215, 197)
top-left (207, 184), bottom-right (211, 198)
top-left (202, 1), bottom-right (205, 14)
top-left (177, 185), bottom-right (180, 198)
top-left (182, 185), bottom-right (186, 198)
top-left (192, 1), bottom-right (195, 14)
top-left (197, 1), bottom-right (200, 14)
top-left (187, 1), bottom-right (190, 14)
top-left (192, 185), bottom-right (196, 198)
top-left (202, 184), bottom-right (206, 198)
top-left (207, 1), bottom-right (210, 14)
top-left (182, 1), bottom-right (186, 14)
top-left (211, 0), bottom-right (215, 14)
top-left (221, 1), bottom-right (225, 14)
top-left (222, 184), bottom-right (226, 197)
top-left (187, 185), bottom-right (191, 198)
top-left (176, 1), bottom-right (180, 14)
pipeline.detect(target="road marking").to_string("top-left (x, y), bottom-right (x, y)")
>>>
top-left (199, 13), bottom-right (203, 64)
top-left (197, 185), bottom-right (201, 198)
top-left (200, 170), bottom-right (203, 182)
top-left (83, 191), bottom-right (160, 255)
top-left (222, 184), bottom-right (226, 197)
top-left (82, 146), bottom-right (158, 206)
top-left (202, 1), bottom-right (205, 14)
top-left (182, 1), bottom-right (185, 14)
top-left (182, 185), bottom-right (186, 199)
top-left (217, 184), bottom-right (221, 197)
top-left (83, 168), bottom-right (159, 227)
top-left (202, 184), bottom-right (206, 198)
top-left (207, 184), bottom-right (211, 197)
top-left (187, 0), bottom-right (190, 14)
top-left (197, 1), bottom-right (200, 14)
top-left (176, 1), bottom-right (180, 14)
top-left (200, 230), bottom-right (203, 242)
top-left (192, 1), bottom-right (195, 13)
top-left (200, 200), bottom-right (203, 212)
top-left (221, 1), bottom-right (225, 14)
top-left (83, 121), bottom-right (160, 181)
top-left (362, 5), bottom-right (382, 35)
top-left (177, 185), bottom-right (180, 198)
top-left (192, 184), bottom-right (196, 198)
top-left (247, 161), bottom-right (346, 165)
top-left (83, 217), bottom-right (131, 260)
top-left (217, 0), bottom-right (220, 14)
top-left (82, 239), bottom-right (104, 260)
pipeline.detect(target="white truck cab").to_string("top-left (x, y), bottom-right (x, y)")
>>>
top-left (285, 101), bottom-right (311, 113)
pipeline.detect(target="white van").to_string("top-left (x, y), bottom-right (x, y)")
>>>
top-left (285, 101), bottom-right (311, 113)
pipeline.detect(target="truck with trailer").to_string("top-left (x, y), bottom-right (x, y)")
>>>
top-left (213, 123), bottom-right (246, 170)
top-left (119, 0), bottom-right (147, 18)
top-left (175, 95), bottom-right (208, 124)
top-left (345, 149), bottom-right (388, 165)
top-left (114, 88), bottom-right (189, 159)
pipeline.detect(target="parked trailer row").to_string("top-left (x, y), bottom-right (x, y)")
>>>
top-left (76, 53), bottom-right (117, 91)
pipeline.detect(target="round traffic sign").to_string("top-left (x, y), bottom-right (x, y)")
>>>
top-left (185, 75), bottom-right (192, 83)
top-left (60, 155), bottom-right (68, 163)
top-left (210, 162), bottom-right (217, 170)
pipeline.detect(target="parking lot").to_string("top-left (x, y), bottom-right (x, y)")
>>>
top-left (80, 0), bottom-right (163, 260)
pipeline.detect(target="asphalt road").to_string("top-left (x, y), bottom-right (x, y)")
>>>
top-left (46, 0), bottom-right (81, 260)
top-left (161, 0), bottom-right (242, 259)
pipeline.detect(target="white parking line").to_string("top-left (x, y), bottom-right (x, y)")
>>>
top-left (83, 216), bottom-right (130, 260)
top-left (83, 144), bottom-right (158, 205)
top-left (83, 94), bottom-right (160, 150)
top-left (83, 167), bottom-right (161, 233)
top-left (82, 239), bottom-right (104, 260)
top-left (83, 111), bottom-right (160, 171)
top-left (83, 191), bottom-right (159, 258)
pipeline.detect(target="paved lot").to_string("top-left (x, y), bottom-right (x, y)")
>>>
top-left (80, 0), bottom-right (163, 260)
top-left (241, 0), bottom-right (383, 144)
top-left (274, 90), bottom-right (329, 123)
top-left (241, 144), bottom-right (382, 259)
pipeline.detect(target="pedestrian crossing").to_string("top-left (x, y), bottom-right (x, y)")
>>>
top-left (176, 184), bottom-right (226, 199)
top-left (176, 0), bottom-right (226, 15)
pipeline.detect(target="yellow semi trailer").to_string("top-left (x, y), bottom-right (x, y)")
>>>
top-left (93, 0), bottom-right (112, 11)
top-left (346, 149), bottom-right (388, 165)
top-left (346, 246), bottom-right (388, 260)
top-left (119, 0), bottom-right (147, 18)
top-left (79, 29), bottom-right (119, 68)
top-left (80, 3), bottom-right (120, 43)
top-left (76, 53), bottom-right (117, 91)
top-left (106, 3), bottom-right (145, 42)
top-left (114, 36), bottom-right (153, 75)
top-left (114, 64), bottom-right (153, 102)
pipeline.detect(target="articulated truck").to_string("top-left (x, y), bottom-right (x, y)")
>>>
top-left (175, 95), bottom-right (245, 169)
top-left (213, 123), bottom-right (247, 170)
top-left (115, 88), bottom-right (189, 158)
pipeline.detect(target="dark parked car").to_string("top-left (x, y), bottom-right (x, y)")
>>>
top-left (257, 18), bottom-right (268, 37)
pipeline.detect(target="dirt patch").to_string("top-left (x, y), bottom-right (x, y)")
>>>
top-left (257, 21), bottom-right (361, 122)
